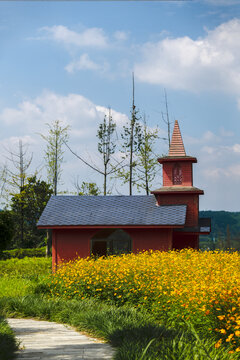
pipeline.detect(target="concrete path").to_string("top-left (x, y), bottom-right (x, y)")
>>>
top-left (7, 318), bottom-right (115, 360)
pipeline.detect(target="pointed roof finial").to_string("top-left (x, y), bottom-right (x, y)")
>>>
top-left (168, 120), bottom-right (186, 157)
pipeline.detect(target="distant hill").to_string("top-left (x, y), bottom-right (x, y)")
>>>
top-left (199, 211), bottom-right (240, 250)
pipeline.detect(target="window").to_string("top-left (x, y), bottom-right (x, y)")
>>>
top-left (173, 163), bottom-right (182, 185)
top-left (91, 229), bottom-right (131, 257)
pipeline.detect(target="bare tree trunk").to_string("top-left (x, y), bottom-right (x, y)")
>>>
top-left (104, 163), bottom-right (107, 196)
top-left (54, 135), bottom-right (58, 195)
top-left (164, 89), bottom-right (171, 149)
top-left (19, 140), bottom-right (25, 245)
top-left (129, 72), bottom-right (136, 196)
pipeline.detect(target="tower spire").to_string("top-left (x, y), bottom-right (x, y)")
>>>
top-left (168, 120), bottom-right (186, 157)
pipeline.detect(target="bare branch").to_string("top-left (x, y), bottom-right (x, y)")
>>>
top-left (64, 141), bottom-right (104, 175)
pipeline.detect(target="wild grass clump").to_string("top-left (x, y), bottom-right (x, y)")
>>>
top-left (0, 316), bottom-right (18, 360)
top-left (46, 249), bottom-right (240, 354)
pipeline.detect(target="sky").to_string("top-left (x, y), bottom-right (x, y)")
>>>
top-left (0, 0), bottom-right (240, 211)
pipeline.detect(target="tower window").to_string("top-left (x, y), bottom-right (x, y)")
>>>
top-left (173, 163), bottom-right (182, 185)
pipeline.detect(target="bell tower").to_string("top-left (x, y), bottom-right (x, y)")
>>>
top-left (161, 120), bottom-right (197, 188)
top-left (152, 120), bottom-right (210, 249)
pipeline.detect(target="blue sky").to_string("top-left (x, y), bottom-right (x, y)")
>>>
top-left (0, 0), bottom-right (240, 211)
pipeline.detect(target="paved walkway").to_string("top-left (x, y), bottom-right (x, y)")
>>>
top-left (7, 318), bottom-right (115, 360)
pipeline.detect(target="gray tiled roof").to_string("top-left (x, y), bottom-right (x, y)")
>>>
top-left (37, 195), bottom-right (187, 227)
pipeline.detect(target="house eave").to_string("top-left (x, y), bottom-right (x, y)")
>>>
top-left (37, 224), bottom-right (185, 230)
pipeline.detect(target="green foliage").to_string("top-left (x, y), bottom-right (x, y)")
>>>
top-left (0, 257), bottom-right (51, 278)
top-left (97, 109), bottom-right (117, 195)
top-left (78, 182), bottom-right (101, 196)
top-left (0, 256), bottom-right (51, 298)
top-left (1, 246), bottom-right (47, 260)
top-left (0, 316), bottom-right (17, 360)
top-left (10, 176), bottom-right (53, 248)
top-left (0, 210), bottom-right (14, 251)
top-left (97, 111), bottom-right (116, 160)
top-left (133, 118), bottom-right (159, 195)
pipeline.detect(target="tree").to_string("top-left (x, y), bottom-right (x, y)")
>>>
top-left (40, 120), bottom-right (70, 195)
top-left (133, 116), bottom-right (159, 195)
top-left (0, 163), bottom-right (8, 206)
top-left (97, 108), bottom-right (116, 195)
top-left (117, 73), bottom-right (142, 195)
top-left (161, 89), bottom-right (172, 150)
top-left (0, 210), bottom-right (14, 251)
top-left (5, 140), bottom-right (33, 193)
top-left (65, 111), bottom-right (123, 195)
top-left (4, 140), bottom-right (33, 244)
top-left (11, 176), bottom-right (53, 248)
top-left (77, 182), bottom-right (101, 196)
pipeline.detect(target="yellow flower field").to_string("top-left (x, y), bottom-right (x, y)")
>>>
top-left (48, 249), bottom-right (240, 352)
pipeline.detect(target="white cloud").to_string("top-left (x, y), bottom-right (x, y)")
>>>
top-left (231, 144), bottom-right (240, 153)
top-left (0, 91), bottom-right (129, 195)
top-left (0, 90), bottom-right (128, 152)
top-left (41, 25), bottom-right (108, 48)
top-left (65, 54), bottom-right (109, 73)
top-left (134, 19), bottom-right (240, 95)
top-left (219, 127), bottom-right (234, 137)
top-left (201, 146), bottom-right (215, 154)
top-left (113, 31), bottom-right (128, 42)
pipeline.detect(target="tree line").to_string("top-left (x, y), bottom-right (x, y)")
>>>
top-left (0, 81), bottom-right (172, 251)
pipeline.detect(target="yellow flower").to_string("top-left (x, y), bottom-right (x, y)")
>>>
top-left (215, 339), bottom-right (222, 348)
top-left (226, 334), bottom-right (234, 342)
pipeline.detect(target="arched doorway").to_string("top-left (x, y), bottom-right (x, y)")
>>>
top-left (91, 229), bottom-right (132, 257)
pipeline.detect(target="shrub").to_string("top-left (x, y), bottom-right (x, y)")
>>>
top-left (0, 247), bottom-right (48, 260)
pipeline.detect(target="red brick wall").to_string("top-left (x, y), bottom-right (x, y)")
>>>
top-left (52, 228), bottom-right (95, 270)
top-left (127, 228), bottom-right (172, 253)
top-left (162, 162), bottom-right (193, 186)
top-left (52, 227), bottom-right (173, 269)
top-left (163, 163), bottom-right (173, 186)
top-left (156, 194), bottom-right (199, 227)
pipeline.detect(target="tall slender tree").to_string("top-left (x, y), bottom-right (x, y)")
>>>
top-left (4, 140), bottom-right (33, 244)
top-left (161, 89), bottom-right (172, 150)
top-left (117, 73), bottom-right (142, 195)
top-left (40, 120), bottom-right (69, 195)
top-left (0, 163), bottom-right (8, 201)
top-left (133, 116), bottom-right (159, 195)
top-left (65, 110), bottom-right (124, 195)
top-left (97, 108), bottom-right (116, 195)
top-left (5, 140), bottom-right (33, 193)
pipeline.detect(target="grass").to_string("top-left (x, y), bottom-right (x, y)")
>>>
top-left (0, 254), bottom-right (239, 359)
top-left (0, 315), bottom-right (18, 360)
top-left (0, 294), bottom-right (237, 360)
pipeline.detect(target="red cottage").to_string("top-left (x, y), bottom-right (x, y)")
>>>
top-left (38, 120), bottom-right (211, 269)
